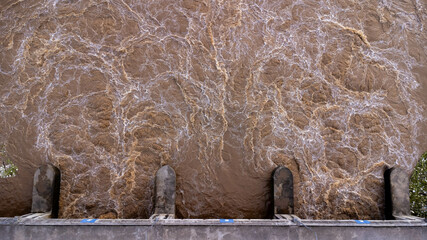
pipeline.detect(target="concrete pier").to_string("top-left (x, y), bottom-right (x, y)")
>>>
top-left (385, 167), bottom-right (411, 219)
top-left (273, 166), bottom-right (294, 214)
top-left (153, 165), bottom-right (176, 218)
top-left (31, 164), bottom-right (60, 218)
top-left (389, 168), bottom-right (411, 217)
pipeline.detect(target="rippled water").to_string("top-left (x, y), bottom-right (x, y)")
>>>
top-left (0, 0), bottom-right (426, 219)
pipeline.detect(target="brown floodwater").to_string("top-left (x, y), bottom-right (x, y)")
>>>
top-left (0, 0), bottom-right (426, 220)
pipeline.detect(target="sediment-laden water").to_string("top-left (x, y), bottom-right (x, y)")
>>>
top-left (0, 0), bottom-right (426, 219)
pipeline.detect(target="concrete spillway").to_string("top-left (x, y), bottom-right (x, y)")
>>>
top-left (2, 162), bottom-right (425, 239)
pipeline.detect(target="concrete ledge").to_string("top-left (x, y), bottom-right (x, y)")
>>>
top-left (1, 217), bottom-right (425, 240)
top-left (4, 217), bottom-right (425, 227)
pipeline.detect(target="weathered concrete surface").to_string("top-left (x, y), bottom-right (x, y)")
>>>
top-left (273, 167), bottom-right (294, 214)
top-left (31, 164), bottom-right (60, 217)
top-left (154, 165), bottom-right (176, 216)
top-left (389, 168), bottom-right (410, 217)
top-left (0, 217), bottom-right (425, 240)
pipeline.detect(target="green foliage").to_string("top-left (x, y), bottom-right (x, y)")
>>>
top-left (1, 159), bottom-right (18, 178)
top-left (0, 144), bottom-right (18, 178)
top-left (409, 151), bottom-right (427, 218)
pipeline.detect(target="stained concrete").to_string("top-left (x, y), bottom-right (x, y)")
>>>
top-left (31, 164), bottom-right (60, 218)
top-left (274, 166), bottom-right (294, 214)
top-left (154, 165), bottom-right (176, 217)
top-left (1, 216), bottom-right (425, 240)
top-left (390, 168), bottom-right (411, 217)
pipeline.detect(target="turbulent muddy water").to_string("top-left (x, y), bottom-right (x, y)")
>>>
top-left (1, 0), bottom-right (426, 219)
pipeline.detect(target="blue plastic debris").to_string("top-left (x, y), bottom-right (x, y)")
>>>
top-left (220, 219), bottom-right (234, 223)
top-left (81, 219), bottom-right (97, 223)
top-left (355, 220), bottom-right (371, 224)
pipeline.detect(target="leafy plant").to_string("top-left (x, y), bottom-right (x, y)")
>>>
top-left (0, 144), bottom-right (18, 178)
top-left (409, 151), bottom-right (427, 218)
